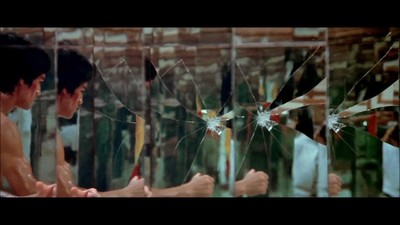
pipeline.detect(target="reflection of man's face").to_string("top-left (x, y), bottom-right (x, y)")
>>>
top-left (71, 82), bottom-right (87, 113)
top-left (58, 82), bottom-right (88, 119)
top-left (18, 74), bottom-right (46, 109)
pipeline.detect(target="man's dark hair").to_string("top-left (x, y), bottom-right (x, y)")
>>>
top-left (57, 48), bottom-right (94, 95)
top-left (295, 107), bottom-right (314, 139)
top-left (0, 32), bottom-right (51, 94)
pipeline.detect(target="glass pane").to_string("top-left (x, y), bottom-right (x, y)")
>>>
top-left (56, 28), bottom-right (95, 196)
top-left (89, 28), bottom-right (146, 194)
top-left (233, 28), bottom-right (328, 197)
top-left (327, 27), bottom-right (399, 197)
top-left (148, 28), bottom-right (234, 197)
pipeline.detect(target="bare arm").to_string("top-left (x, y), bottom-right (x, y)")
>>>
top-left (150, 173), bottom-right (215, 197)
top-left (0, 182), bottom-right (56, 197)
top-left (56, 132), bottom-right (149, 197)
top-left (150, 170), bottom-right (269, 197)
top-left (56, 132), bottom-right (75, 197)
top-left (98, 176), bottom-right (149, 197)
top-left (1, 117), bottom-right (38, 196)
top-left (69, 176), bottom-right (150, 197)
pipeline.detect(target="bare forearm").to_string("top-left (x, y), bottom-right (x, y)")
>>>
top-left (57, 177), bottom-right (74, 197)
top-left (5, 164), bottom-right (38, 196)
top-left (234, 180), bottom-right (245, 197)
top-left (96, 177), bottom-right (147, 197)
top-left (98, 188), bottom-right (132, 197)
top-left (150, 185), bottom-right (189, 197)
top-left (12, 176), bottom-right (37, 196)
top-left (56, 164), bottom-right (75, 197)
top-left (151, 181), bottom-right (246, 197)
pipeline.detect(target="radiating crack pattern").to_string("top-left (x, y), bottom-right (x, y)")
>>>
top-left (206, 116), bottom-right (225, 135)
top-left (256, 110), bottom-right (277, 131)
top-left (328, 113), bottom-right (346, 133)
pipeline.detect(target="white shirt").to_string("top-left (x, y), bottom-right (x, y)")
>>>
top-left (382, 142), bottom-right (399, 197)
top-left (292, 133), bottom-right (328, 197)
top-left (60, 125), bottom-right (79, 151)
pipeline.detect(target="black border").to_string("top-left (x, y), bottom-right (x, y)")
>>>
top-left (1, 197), bottom-right (398, 218)
top-left (1, 4), bottom-right (398, 27)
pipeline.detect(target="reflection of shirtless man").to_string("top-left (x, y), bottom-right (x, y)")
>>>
top-left (293, 118), bottom-right (341, 197)
top-left (68, 48), bottom-right (268, 197)
top-left (58, 48), bottom-right (216, 197)
top-left (55, 48), bottom-right (150, 197)
top-left (0, 34), bottom-right (142, 197)
top-left (0, 32), bottom-right (55, 197)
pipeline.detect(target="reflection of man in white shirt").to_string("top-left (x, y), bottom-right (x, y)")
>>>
top-left (292, 122), bottom-right (341, 197)
top-left (382, 143), bottom-right (399, 197)
top-left (292, 132), bottom-right (328, 197)
top-left (381, 125), bottom-right (399, 197)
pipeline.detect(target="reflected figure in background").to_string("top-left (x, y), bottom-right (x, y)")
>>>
top-left (381, 124), bottom-right (399, 197)
top-left (64, 53), bottom-right (215, 197)
top-left (292, 110), bottom-right (324, 197)
top-left (292, 109), bottom-right (341, 197)
top-left (219, 62), bottom-right (270, 197)
top-left (55, 48), bottom-right (150, 197)
top-left (0, 32), bottom-right (55, 196)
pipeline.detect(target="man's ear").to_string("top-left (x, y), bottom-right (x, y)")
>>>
top-left (59, 88), bottom-right (70, 99)
top-left (14, 79), bottom-right (28, 93)
top-left (61, 88), bottom-right (68, 95)
top-left (18, 79), bottom-right (25, 87)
